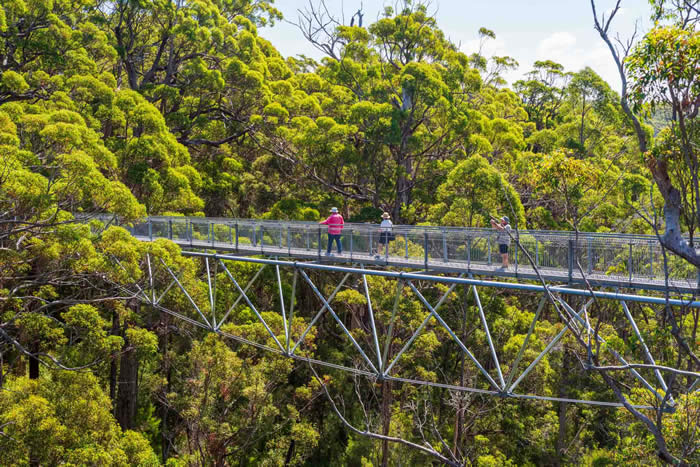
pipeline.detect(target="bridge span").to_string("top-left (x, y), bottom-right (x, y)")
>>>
top-left (122, 216), bottom-right (699, 294)
top-left (100, 215), bottom-right (699, 411)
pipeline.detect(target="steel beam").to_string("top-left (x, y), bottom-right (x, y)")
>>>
top-left (508, 299), bottom-right (592, 393)
top-left (291, 273), bottom-right (351, 355)
top-left (383, 279), bottom-right (461, 376)
top-left (361, 266), bottom-right (383, 370)
top-left (299, 270), bottom-right (379, 374)
top-left (472, 285), bottom-right (505, 389)
top-left (216, 264), bottom-right (266, 330)
top-left (219, 261), bottom-right (285, 352)
top-left (160, 258), bottom-right (212, 328)
top-left (557, 298), bottom-right (667, 403)
top-left (505, 296), bottom-right (547, 389)
top-left (621, 301), bottom-right (667, 391)
top-left (287, 269), bottom-right (298, 353)
top-left (180, 253), bottom-right (700, 308)
top-left (382, 279), bottom-right (404, 370)
top-left (406, 281), bottom-right (502, 391)
top-left (276, 264), bottom-right (288, 347)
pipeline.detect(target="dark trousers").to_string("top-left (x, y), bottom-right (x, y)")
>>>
top-left (327, 234), bottom-right (342, 253)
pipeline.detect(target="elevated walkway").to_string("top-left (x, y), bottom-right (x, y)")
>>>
top-left (118, 216), bottom-right (699, 294)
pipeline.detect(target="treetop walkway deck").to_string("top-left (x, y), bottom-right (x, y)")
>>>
top-left (112, 216), bottom-right (700, 294)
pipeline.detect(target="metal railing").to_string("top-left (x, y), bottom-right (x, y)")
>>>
top-left (95, 215), bottom-right (699, 289)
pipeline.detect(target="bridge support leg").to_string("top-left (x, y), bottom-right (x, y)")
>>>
top-left (384, 280), bottom-right (461, 376)
top-left (406, 281), bottom-right (502, 391)
top-left (299, 270), bottom-right (379, 374)
top-left (291, 272), bottom-right (352, 355)
top-left (505, 296), bottom-right (547, 389)
top-left (557, 298), bottom-right (667, 404)
top-left (621, 301), bottom-right (668, 392)
top-left (472, 284), bottom-right (505, 389)
top-left (286, 269), bottom-right (298, 354)
top-left (361, 266), bottom-right (383, 371)
top-left (382, 279), bottom-right (404, 372)
top-left (215, 263), bottom-right (267, 329)
top-left (509, 298), bottom-right (592, 393)
top-left (276, 264), bottom-right (288, 349)
top-left (219, 261), bottom-right (285, 352)
top-left (160, 258), bottom-right (211, 329)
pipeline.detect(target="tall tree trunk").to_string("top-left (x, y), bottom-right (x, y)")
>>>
top-left (556, 351), bottom-right (569, 465)
top-left (160, 313), bottom-right (172, 462)
top-left (381, 379), bottom-right (393, 467)
top-left (28, 343), bottom-right (39, 380)
top-left (109, 309), bottom-right (120, 405)
top-left (116, 301), bottom-right (140, 430)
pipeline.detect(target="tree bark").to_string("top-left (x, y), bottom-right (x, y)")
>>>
top-left (381, 379), bottom-right (393, 467)
top-left (116, 301), bottom-right (140, 431)
top-left (109, 309), bottom-right (120, 405)
top-left (555, 352), bottom-right (569, 465)
top-left (160, 313), bottom-right (172, 462)
top-left (28, 343), bottom-right (39, 380)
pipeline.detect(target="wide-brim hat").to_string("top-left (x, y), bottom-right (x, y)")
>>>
top-left (381, 212), bottom-right (390, 219)
top-left (330, 207), bottom-right (338, 213)
top-left (501, 216), bottom-right (509, 223)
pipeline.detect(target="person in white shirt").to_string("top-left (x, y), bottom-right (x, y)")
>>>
top-left (376, 212), bottom-right (393, 259)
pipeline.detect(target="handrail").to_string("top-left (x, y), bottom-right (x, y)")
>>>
top-left (89, 213), bottom-right (691, 244)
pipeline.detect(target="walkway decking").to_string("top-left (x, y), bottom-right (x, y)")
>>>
top-left (131, 232), bottom-right (699, 294)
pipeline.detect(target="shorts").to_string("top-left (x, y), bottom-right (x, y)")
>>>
top-left (498, 244), bottom-right (509, 254)
top-left (379, 231), bottom-right (393, 245)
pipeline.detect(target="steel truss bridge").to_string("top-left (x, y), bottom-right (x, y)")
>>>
top-left (107, 216), bottom-right (700, 410)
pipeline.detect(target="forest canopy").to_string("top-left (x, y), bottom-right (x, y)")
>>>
top-left (0, 0), bottom-right (698, 465)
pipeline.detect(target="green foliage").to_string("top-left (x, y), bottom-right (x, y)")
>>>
top-left (0, 0), bottom-right (697, 465)
top-left (0, 372), bottom-right (158, 465)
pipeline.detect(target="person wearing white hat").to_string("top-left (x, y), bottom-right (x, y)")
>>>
top-left (376, 212), bottom-right (393, 259)
top-left (490, 215), bottom-right (511, 269)
top-left (320, 207), bottom-right (344, 255)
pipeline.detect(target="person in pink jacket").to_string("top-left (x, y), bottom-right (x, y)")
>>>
top-left (320, 207), bottom-right (344, 255)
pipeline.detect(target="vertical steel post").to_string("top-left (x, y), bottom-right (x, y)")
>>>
top-left (234, 223), bottom-right (239, 251)
top-left (209, 222), bottom-right (213, 245)
top-left (349, 229), bottom-right (353, 260)
top-left (568, 239), bottom-right (574, 284)
top-left (467, 236), bottom-right (472, 267)
top-left (404, 231), bottom-right (409, 259)
top-left (229, 224), bottom-right (233, 245)
top-left (279, 226), bottom-right (283, 249)
top-left (535, 237), bottom-right (539, 267)
top-left (514, 238), bottom-right (518, 275)
top-left (424, 232), bottom-right (429, 270)
top-left (287, 226), bottom-right (291, 256)
top-left (628, 241), bottom-right (633, 282)
top-left (148, 219), bottom-right (152, 241)
top-left (317, 227), bottom-right (322, 259)
top-left (649, 240), bottom-right (653, 278)
top-left (487, 234), bottom-right (492, 266)
top-left (369, 228), bottom-right (373, 256)
top-left (252, 224), bottom-right (257, 246)
top-left (587, 237), bottom-right (593, 274)
top-left (286, 269), bottom-right (297, 353)
top-left (442, 229), bottom-right (448, 262)
top-left (168, 219), bottom-right (172, 240)
top-left (260, 226), bottom-right (264, 253)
